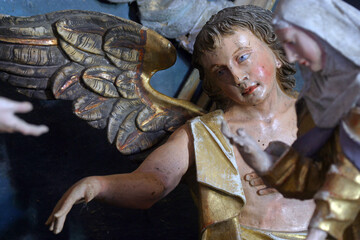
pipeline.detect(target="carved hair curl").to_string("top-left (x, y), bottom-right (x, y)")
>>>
top-left (192, 5), bottom-right (296, 108)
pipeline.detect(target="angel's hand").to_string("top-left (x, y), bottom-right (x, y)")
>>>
top-left (221, 120), bottom-right (273, 174)
top-left (0, 97), bottom-right (48, 136)
top-left (45, 177), bottom-right (103, 234)
top-left (306, 228), bottom-right (327, 240)
top-left (244, 172), bottom-right (277, 196)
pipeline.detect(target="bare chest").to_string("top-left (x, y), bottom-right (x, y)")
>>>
top-left (229, 115), bottom-right (297, 149)
top-left (226, 120), bottom-right (314, 231)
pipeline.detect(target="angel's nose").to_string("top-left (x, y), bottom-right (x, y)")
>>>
top-left (233, 74), bottom-right (249, 86)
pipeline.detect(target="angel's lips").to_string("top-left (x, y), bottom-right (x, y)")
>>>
top-left (242, 85), bottom-right (258, 96)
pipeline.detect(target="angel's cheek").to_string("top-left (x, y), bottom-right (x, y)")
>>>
top-left (252, 61), bottom-right (276, 85)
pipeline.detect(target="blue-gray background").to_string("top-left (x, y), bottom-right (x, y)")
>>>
top-left (0, 0), bottom-right (359, 239)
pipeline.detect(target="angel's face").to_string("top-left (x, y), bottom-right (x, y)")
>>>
top-left (201, 29), bottom-right (281, 107)
top-left (275, 26), bottom-right (324, 72)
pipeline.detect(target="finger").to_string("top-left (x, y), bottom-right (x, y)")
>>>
top-left (54, 215), bottom-right (66, 234)
top-left (236, 128), bottom-right (246, 137)
top-left (257, 188), bottom-right (277, 196)
top-left (49, 220), bottom-right (55, 231)
top-left (45, 211), bottom-right (57, 226)
top-left (232, 136), bottom-right (245, 147)
top-left (45, 215), bottom-right (53, 225)
top-left (13, 101), bottom-right (33, 113)
top-left (234, 129), bottom-right (260, 149)
top-left (10, 117), bottom-right (49, 136)
top-left (53, 202), bottom-right (74, 218)
top-left (53, 203), bottom-right (73, 220)
top-left (23, 125), bottom-right (49, 136)
top-left (54, 189), bottom-right (83, 218)
top-left (244, 172), bottom-right (258, 181)
top-left (0, 98), bottom-right (33, 113)
top-left (249, 178), bottom-right (264, 186)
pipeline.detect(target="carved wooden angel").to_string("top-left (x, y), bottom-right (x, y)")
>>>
top-left (0, 5), bottom-right (321, 239)
top-left (0, 10), bottom-right (204, 155)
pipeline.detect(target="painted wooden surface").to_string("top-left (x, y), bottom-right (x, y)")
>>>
top-left (0, 1), bottom-right (198, 239)
top-left (1, 0), bottom-right (359, 239)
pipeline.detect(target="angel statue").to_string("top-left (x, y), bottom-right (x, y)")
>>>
top-left (223, 0), bottom-right (360, 240)
top-left (1, 5), bottom-right (317, 240)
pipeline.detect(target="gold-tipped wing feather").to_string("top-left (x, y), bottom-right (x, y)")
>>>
top-left (0, 10), bottom-right (204, 155)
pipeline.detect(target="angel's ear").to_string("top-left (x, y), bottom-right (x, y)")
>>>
top-left (275, 58), bottom-right (282, 69)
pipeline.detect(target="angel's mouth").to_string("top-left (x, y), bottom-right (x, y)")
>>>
top-left (242, 84), bottom-right (259, 96)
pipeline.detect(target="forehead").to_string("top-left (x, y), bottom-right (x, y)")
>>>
top-left (200, 28), bottom-right (266, 65)
top-left (214, 28), bottom-right (259, 49)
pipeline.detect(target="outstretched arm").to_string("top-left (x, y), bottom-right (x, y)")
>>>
top-left (0, 97), bottom-right (48, 136)
top-left (46, 125), bottom-right (194, 234)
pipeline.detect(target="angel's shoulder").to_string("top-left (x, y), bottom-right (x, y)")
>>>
top-left (168, 123), bottom-right (193, 145)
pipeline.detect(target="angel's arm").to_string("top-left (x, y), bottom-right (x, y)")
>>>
top-left (0, 97), bottom-right (48, 136)
top-left (46, 124), bottom-right (194, 234)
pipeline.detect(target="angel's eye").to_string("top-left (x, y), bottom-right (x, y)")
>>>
top-left (215, 68), bottom-right (227, 77)
top-left (237, 53), bottom-right (250, 63)
top-left (217, 69), bottom-right (225, 76)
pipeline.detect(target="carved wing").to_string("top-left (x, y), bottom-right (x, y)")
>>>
top-left (0, 10), bottom-right (204, 154)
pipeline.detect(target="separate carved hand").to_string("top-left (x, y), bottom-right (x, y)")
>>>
top-left (46, 177), bottom-right (103, 234)
top-left (244, 172), bottom-right (277, 195)
top-left (306, 228), bottom-right (327, 240)
top-left (0, 97), bottom-right (48, 136)
top-left (221, 121), bottom-right (273, 174)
